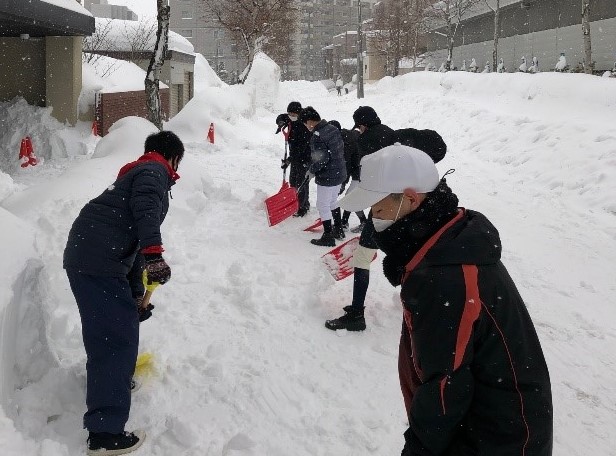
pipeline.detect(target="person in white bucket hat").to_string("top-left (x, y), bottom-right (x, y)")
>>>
top-left (338, 144), bottom-right (553, 456)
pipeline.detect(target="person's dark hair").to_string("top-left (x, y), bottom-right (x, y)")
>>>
top-left (299, 106), bottom-right (321, 123)
top-left (352, 106), bottom-right (381, 128)
top-left (145, 131), bottom-right (184, 161)
top-left (328, 120), bottom-right (342, 130)
top-left (287, 101), bottom-right (302, 114)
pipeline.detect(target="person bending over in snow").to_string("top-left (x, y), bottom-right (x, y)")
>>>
top-left (338, 144), bottom-right (553, 456)
top-left (63, 130), bottom-right (184, 455)
top-left (275, 101), bottom-right (312, 217)
top-left (300, 106), bottom-right (347, 246)
top-left (325, 106), bottom-right (446, 332)
top-left (327, 119), bottom-right (366, 233)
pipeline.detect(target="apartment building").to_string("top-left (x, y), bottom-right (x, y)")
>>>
top-left (83, 0), bottom-right (138, 21)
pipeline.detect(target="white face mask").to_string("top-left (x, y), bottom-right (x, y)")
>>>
top-left (372, 196), bottom-right (404, 232)
top-left (288, 115), bottom-right (298, 122)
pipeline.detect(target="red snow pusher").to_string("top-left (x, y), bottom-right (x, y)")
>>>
top-left (321, 236), bottom-right (377, 281)
top-left (303, 218), bottom-right (323, 232)
top-left (265, 125), bottom-right (302, 226)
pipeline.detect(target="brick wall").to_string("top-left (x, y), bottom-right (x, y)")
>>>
top-left (95, 89), bottom-right (170, 137)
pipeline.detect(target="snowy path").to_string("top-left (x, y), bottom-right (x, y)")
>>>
top-left (3, 74), bottom-right (616, 455)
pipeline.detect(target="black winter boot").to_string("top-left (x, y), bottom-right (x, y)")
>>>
top-left (87, 430), bottom-right (146, 455)
top-left (342, 210), bottom-right (351, 229)
top-left (332, 208), bottom-right (346, 240)
top-left (325, 305), bottom-right (366, 331)
top-left (311, 220), bottom-right (335, 247)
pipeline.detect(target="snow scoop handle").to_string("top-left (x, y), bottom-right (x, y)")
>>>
top-left (296, 175), bottom-right (310, 192)
top-left (282, 129), bottom-right (289, 181)
top-left (141, 270), bottom-right (160, 309)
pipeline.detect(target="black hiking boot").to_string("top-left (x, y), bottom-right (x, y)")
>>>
top-left (311, 219), bottom-right (335, 247)
top-left (294, 207), bottom-right (309, 217)
top-left (332, 208), bottom-right (346, 240)
top-left (87, 430), bottom-right (146, 455)
top-left (342, 211), bottom-right (351, 230)
top-left (350, 221), bottom-right (366, 234)
top-left (325, 305), bottom-right (366, 331)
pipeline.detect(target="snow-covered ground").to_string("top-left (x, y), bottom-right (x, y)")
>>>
top-left (1, 63), bottom-right (615, 455)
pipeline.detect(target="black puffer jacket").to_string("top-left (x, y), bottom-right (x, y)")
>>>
top-left (64, 153), bottom-right (178, 278)
top-left (341, 128), bottom-right (360, 181)
top-left (357, 123), bottom-right (397, 161)
top-left (308, 120), bottom-right (347, 186)
top-left (388, 210), bottom-right (553, 456)
top-left (288, 120), bottom-right (312, 166)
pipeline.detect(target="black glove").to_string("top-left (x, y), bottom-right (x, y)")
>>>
top-left (275, 113), bottom-right (288, 134)
top-left (143, 253), bottom-right (171, 285)
top-left (139, 303), bottom-right (155, 322)
top-left (281, 158), bottom-right (291, 170)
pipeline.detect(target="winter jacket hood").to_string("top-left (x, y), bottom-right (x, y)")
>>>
top-left (118, 151), bottom-right (180, 181)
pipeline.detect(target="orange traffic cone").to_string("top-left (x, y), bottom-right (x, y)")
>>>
top-left (207, 122), bottom-right (215, 144)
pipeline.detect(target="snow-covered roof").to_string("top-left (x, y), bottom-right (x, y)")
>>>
top-left (41, 0), bottom-right (92, 16)
top-left (94, 18), bottom-right (195, 56)
top-left (322, 44), bottom-right (335, 51)
top-left (340, 58), bottom-right (358, 66)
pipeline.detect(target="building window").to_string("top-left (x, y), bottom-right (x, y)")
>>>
top-left (180, 29), bottom-right (193, 38)
top-left (181, 10), bottom-right (192, 19)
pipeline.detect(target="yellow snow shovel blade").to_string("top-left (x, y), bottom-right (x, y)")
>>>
top-left (135, 352), bottom-right (155, 378)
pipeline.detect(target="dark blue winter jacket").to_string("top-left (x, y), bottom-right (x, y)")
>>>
top-left (63, 153), bottom-right (178, 278)
top-left (308, 120), bottom-right (347, 187)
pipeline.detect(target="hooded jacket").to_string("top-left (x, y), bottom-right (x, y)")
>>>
top-left (393, 210), bottom-right (553, 456)
top-left (63, 152), bottom-right (178, 278)
top-left (308, 120), bottom-right (347, 186)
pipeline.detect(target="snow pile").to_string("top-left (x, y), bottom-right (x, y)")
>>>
top-left (42, 0), bottom-right (92, 16)
top-left (194, 53), bottom-right (226, 93)
top-left (93, 18), bottom-right (194, 55)
top-left (0, 98), bottom-right (89, 175)
top-left (243, 52), bottom-right (281, 111)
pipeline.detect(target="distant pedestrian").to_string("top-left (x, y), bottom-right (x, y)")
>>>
top-left (335, 76), bottom-right (344, 96)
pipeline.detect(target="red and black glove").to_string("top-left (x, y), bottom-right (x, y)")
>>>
top-left (143, 253), bottom-right (171, 285)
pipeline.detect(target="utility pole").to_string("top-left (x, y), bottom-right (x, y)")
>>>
top-left (357, 0), bottom-right (364, 98)
top-left (307, 8), bottom-right (313, 80)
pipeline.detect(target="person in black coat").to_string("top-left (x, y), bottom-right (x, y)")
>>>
top-left (325, 106), bottom-right (448, 332)
top-left (328, 120), bottom-right (367, 231)
top-left (275, 101), bottom-right (312, 216)
top-left (338, 144), bottom-right (553, 456)
top-left (63, 131), bottom-right (184, 454)
top-left (300, 106), bottom-right (347, 246)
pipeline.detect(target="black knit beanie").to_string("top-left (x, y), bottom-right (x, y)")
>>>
top-left (287, 101), bottom-right (302, 114)
top-left (299, 106), bottom-right (321, 123)
top-left (352, 106), bottom-right (381, 129)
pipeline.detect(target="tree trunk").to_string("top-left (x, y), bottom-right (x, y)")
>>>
top-left (237, 31), bottom-right (254, 84)
top-left (582, 0), bottom-right (593, 74)
top-left (145, 1), bottom-right (170, 130)
top-left (446, 19), bottom-right (454, 71)
top-left (492, 0), bottom-right (501, 71)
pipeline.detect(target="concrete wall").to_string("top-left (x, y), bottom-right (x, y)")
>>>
top-left (46, 36), bottom-right (82, 125)
top-left (0, 38), bottom-right (46, 107)
top-left (427, 17), bottom-right (616, 72)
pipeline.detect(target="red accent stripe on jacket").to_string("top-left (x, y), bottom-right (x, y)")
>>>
top-left (402, 209), bottom-right (464, 282)
top-left (141, 245), bottom-right (164, 254)
top-left (455, 265), bottom-right (482, 370)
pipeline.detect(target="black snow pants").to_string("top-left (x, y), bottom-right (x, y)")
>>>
top-left (66, 270), bottom-right (139, 433)
top-left (289, 161), bottom-right (310, 212)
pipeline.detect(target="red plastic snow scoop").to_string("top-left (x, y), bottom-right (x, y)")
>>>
top-left (265, 125), bottom-right (299, 226)
top-left (303, 218), bottom-right (323, 232)
top-left (321, 236), bottom-right (377, 281)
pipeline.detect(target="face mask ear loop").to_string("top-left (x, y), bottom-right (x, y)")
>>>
top-left (393, 196), bottom-right (404, 222)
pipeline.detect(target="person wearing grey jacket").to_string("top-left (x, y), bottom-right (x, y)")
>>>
top-left (299, 106), bottom-right (347, 246)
